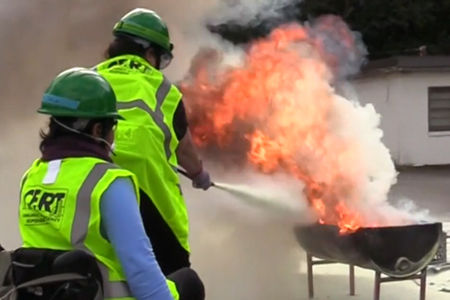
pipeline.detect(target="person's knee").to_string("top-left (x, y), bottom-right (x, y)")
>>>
top-left (168, 267), bottom-right (205, 300)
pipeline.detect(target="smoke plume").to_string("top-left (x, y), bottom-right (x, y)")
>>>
top-left (179, 8), bottom-right (422, 230)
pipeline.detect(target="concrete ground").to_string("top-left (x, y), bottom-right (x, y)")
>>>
top-left (183, 166), bottom-right (450, 300)
top-left (389, 166), bottom-right (450, 220)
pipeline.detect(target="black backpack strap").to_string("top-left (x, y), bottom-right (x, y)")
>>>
top-left (0, 273), bottom-right (102, 300)
top-left (0, 249), bottom-right (103, 300)
top-left (0, 251), bottom-right (11, 285)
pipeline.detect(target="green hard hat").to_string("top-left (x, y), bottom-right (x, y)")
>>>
top-left (38, 67), bottom-right (123, 119)
top-left (113, 8), bottom-right (173, 52)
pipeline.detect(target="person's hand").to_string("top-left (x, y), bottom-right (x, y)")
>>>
top-left (192, 169), bottom-right (212, 190)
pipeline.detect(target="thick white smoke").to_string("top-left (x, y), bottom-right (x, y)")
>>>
top-left (329, 93), bottom-right (401, 224)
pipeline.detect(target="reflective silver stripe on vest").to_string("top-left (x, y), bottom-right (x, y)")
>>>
top-left (117, 76), bottom-right (173, 160)
top-left (155, 76), bottom-right (171, 109)
top-left (71, 163), bottom-right (115, 245)
top-left (71, 163), bottom-right (132, 298)
top-left (97, 262), bottom-right (132, 299)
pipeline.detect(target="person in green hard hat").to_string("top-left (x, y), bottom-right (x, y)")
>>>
top-left (94, 8), bottom-right (212, 276)
top-left (11, 67), bottom-right (205, 300)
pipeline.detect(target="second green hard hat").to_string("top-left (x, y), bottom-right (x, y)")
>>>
top-left (113, 8), bottom-right (173, 52)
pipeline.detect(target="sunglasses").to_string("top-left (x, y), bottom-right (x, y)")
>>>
top-left (159, 51), bottom-right (173, 70)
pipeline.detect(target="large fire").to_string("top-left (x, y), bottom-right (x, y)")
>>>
top-left (180, 16), bottom-right (387, 233)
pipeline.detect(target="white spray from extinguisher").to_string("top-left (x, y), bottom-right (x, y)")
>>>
top-left (178, 167), bottom-right (305, 214)
top-left (212, 181), bottom-right (302, 213)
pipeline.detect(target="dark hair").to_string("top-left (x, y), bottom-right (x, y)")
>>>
top-left (104, 35), bottom-right (167, 65)
top-left (39, 117), bottom-right (115, 153)
top-left (104, 35), bottom-right (147, 59)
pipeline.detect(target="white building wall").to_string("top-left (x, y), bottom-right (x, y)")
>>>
top-left (352, 72), bottom-right (450, 166)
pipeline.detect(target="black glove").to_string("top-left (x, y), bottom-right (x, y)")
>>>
top-left (192, 169), bottom-right (212, 190)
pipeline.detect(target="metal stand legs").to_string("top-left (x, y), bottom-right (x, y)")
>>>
top-left (306, 253), bottom-right (355, 299)
top-left (374, 269), bottom-right (427, 300)
top-left (306, 253), bottom-right (428, 300)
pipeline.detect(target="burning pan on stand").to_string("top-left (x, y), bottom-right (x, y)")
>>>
top-left (294, 222), bottom-right (443, 278)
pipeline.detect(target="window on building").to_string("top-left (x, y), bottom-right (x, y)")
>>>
top-left (428, 87), bottom-right (450, 132)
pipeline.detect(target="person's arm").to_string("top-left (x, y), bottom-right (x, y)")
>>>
top-left (176, 130), bottom-right (203, 176)
top-left (101, 177), bottom-right (174, 300)
top-left (173, 101), bottom-right (212, 190)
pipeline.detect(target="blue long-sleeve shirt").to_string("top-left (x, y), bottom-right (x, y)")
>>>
top-left (100, 177), bottom-right (174, 300)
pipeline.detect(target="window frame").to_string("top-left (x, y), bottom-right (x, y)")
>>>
top-left (428, 86), bottom-right (450, 133)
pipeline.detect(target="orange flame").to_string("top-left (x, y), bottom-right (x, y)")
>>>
top-left (181, 18), bottom-right (368, 233)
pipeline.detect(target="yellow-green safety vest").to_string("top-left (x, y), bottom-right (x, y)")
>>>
top-left (96, 55), bottom-right (190, 252)
top-left (19, 157), bottom-right (179, 300)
